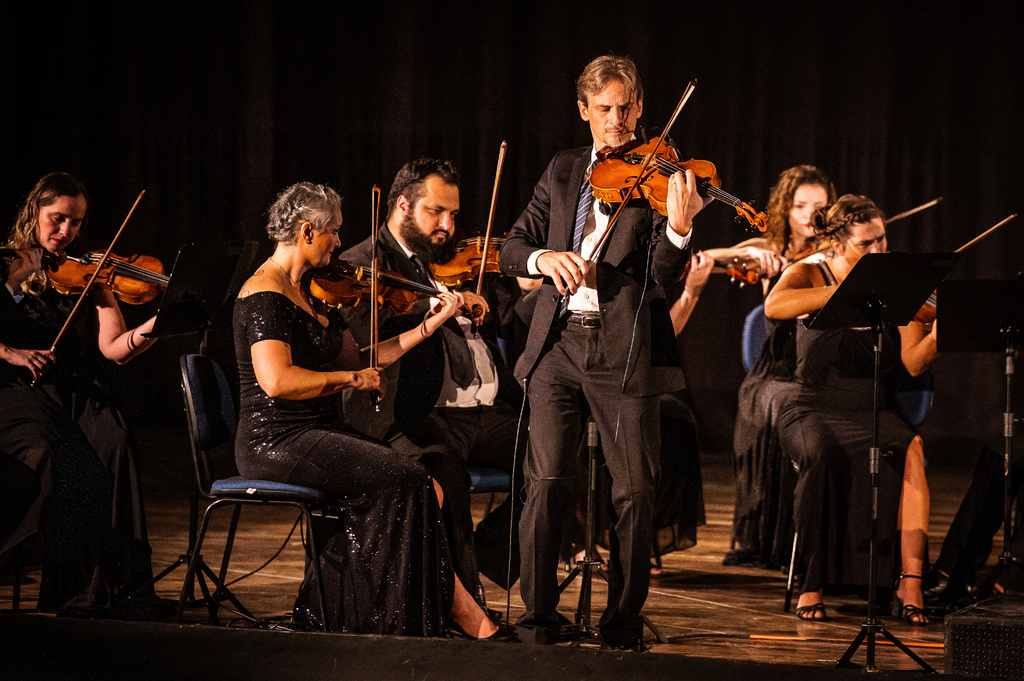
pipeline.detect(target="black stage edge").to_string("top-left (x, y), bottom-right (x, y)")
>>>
top-left (0, 614), bottom-right (1004, 681)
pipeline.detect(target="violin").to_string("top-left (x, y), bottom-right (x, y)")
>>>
top-left (680, 257), bottom-right (760, 287)
top-left (429, 236), bottom-right (505, 287)
top-left (590, 137), bottom-right (769, 232)
top-left (49, 251), bottom-right (169, 305)
top-left (308, 262), bottom-right (440, 313)
top-left (683, 239), bottom-right (829, 288)
top-left (911, 213), bottom-right (1018, 326)
top-left (914, 292), bottom-right (938, 325)
top-left (308, 261), bottom-right (483, 318)
top-left (787, 238), bottom-right (832, 264)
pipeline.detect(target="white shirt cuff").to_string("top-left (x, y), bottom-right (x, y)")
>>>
top-left (527, 249), bottom-right (553, 275)
top-left (666, 226), bottom-right (691, 250)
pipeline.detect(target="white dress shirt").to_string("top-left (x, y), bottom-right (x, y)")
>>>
top-left (394, 240), bottom-right (498, 408)
top-left (526, 146), bottom-right (691, 312)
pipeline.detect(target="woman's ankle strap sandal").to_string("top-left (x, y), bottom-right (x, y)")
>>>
top-left (795, 602), bottom-right (828, 621)
top-left (892, 573), bottom-right (930, 626)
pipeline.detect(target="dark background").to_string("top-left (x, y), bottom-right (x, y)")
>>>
top-left (2, 1), bottom-right (1022, 460)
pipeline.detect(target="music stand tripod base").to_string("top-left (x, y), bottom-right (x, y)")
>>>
top-left (555, 417), bottom-right (667, 647)
top-left (122, 240), bottom-right (261, 621)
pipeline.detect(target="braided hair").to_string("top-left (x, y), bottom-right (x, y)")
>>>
top-left (266, 182), bottom-right (341, 244)
top-left (811, 194), bottom-right (886, 245)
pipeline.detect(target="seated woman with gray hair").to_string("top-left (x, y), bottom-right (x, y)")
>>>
top-left (232, 181), bottom-right (501, 638)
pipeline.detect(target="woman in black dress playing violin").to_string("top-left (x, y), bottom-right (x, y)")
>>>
top-left (765, 194), bottom-right (936, 624)
top-left (233, 181), bottom-right (500, 637)
top-left (718, 165), bottom-right (837, 568)
top-left (1, 172), bottom-right (157, 614)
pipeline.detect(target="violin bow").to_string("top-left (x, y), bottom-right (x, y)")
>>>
top-left (955, 213), bottom-right (1017, 253)
top-left (587, 80), bottom-right (697, 264)
top-left (48, 190), bottom-right (145, 353)
top-left (370, 185), bottom-right (382, 411)
top-left (885, 197), bottom-right (943, 224)
top-left (475, 140), bottom-right (507, 298)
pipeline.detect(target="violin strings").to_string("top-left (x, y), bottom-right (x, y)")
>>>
top-left (85, 253), bottom-right (170, 285)
top-left (646, 157), bottom-right (743, 207)
top-left (619, 152), bottom-right (743, 207)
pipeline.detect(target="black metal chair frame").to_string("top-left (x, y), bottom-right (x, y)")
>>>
top-left (175, 353), bottom-right (334, 630)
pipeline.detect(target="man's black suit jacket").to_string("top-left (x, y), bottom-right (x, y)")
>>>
top-left (339, 227), bottom-right (520, 435)
top-left (498, 145), bottom-right (690, 397)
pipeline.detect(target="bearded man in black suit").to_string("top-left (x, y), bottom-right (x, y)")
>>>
top-left (340, 159), bottom-right (525, 608)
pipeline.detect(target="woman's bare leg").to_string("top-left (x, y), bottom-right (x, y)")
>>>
top-left (451, 578), bottom-right (499, 637)
top-left (432, 477), bottom-right (498, 638)
top-left (897, 436), bottom-right (930, 623)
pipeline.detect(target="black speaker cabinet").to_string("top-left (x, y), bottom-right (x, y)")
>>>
top-left (945, 593), bottom-right (1024, 678)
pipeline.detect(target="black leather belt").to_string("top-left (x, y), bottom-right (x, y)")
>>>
top-left (566, 312), bottom-right (601, 328)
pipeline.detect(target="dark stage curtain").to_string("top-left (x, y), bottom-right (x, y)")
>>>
top-left (2, 1), bottom-right (1022, 458)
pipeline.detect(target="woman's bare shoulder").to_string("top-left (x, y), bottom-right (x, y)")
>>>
top-left (237, 265), bottom-right (287, 299)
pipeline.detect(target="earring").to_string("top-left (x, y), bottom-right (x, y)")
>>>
top-left (306, 236), bottom-right (313, 244)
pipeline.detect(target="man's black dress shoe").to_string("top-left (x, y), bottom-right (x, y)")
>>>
top-left (922, 569), bottom-right (969, 608)
top-left (599, 638), bottom-right (650, 653)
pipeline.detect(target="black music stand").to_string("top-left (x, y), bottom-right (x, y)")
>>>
top-left (937, 280), bottom-right (1024, 597)
top-left (556, 417), bottom-right (667, 647)
top-left (556, 418), bottom-right (604, 645)
top-left (807, 252), bottom-right (958, 672)
top-left (124, 240), bottom-right (259, 610)
top-left (149, 240), bottom-right (260, 349)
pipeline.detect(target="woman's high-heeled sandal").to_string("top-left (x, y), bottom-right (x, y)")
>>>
top-left (795, 602), bottom-right (828, 621)
top-left (892, 573), bottom-right (930, 626)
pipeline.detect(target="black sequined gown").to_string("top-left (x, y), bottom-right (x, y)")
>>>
top-left (232, 291), bottom-right (453, 636)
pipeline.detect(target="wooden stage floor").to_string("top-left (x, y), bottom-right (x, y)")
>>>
top-left (2, 423), bottom-right (989, 673)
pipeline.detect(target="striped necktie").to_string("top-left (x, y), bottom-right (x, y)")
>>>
top-left (562, 159), bottom-right (598, 316)
top-left (571, 160), bottom-right (598, 255)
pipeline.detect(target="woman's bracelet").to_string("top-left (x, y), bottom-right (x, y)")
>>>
top-left (126, 329), bottom-right (137, 351)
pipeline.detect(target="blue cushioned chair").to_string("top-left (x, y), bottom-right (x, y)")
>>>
top-left (896, 369), bottom-right (935, 428)
top-left (176, 354), bottom-right (335, 630)
top-left (466, 465), bottom-right (513, 604)
top-left (742, 304), bottom-right (768, 372)
top-left (468, 466), bottom-right (512, 496)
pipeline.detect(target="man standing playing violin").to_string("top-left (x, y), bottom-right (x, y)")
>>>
top-left (340, 158), bottom-right (525, 610)
top-left (499, 55), bottom-right (707, 649)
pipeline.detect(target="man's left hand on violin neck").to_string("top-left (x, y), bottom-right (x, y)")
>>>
top-left (665, 168), bottom-right (709, 238)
